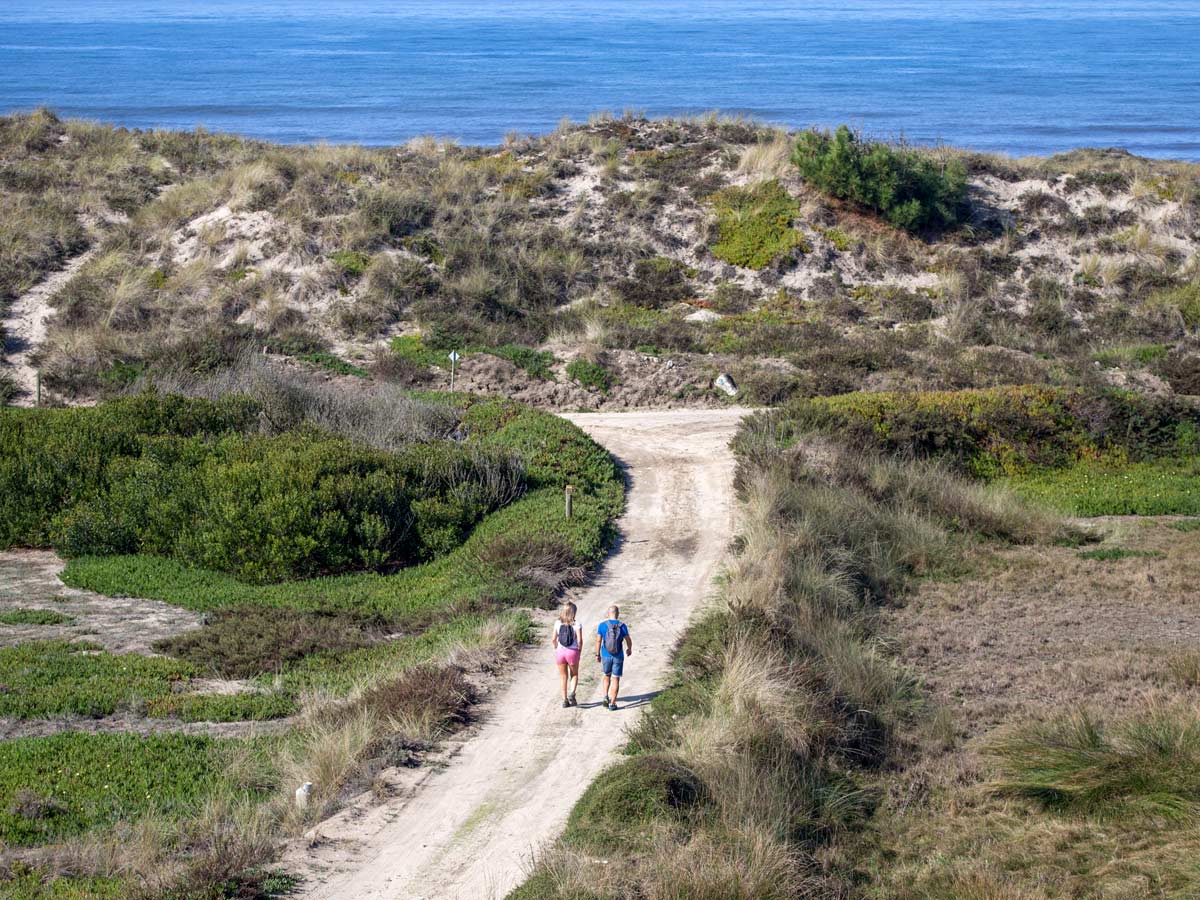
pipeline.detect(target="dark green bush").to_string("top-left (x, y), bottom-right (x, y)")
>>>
top-left (2, 395), bottom-right (527, 583)
top-left (792, 126), bottom-right (967, 233)
top-left (0, 395), bottom-right (258, 547)
top-left (616, 257), bottom-right (693, 309)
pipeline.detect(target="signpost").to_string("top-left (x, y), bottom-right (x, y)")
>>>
top-left (448, 350), bottom-right (461, 392)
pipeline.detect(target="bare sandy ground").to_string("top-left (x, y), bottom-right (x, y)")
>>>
top-left (285, 407), bottom-right (746, 900)
top-left (1, 248), bottom-right (97, 404)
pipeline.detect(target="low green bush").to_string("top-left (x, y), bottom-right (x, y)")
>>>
top-left (0, 608), bottom-right (73, 626)
top-left (562, 754), bottom-right (709, 852)
top-left (566, 358), bottom-right (614, 393)
top-left (329, 249), bottom-right (371, 278)
top-left (616, 257), bottom-right (694, 308)
top-left (3, 396), bottom-right (526, 582)
top-left (1, 865), bottom-right (126, 899)
top-left (709, 180), bottom-right (804, 269)
top-left (485, 344), bottom-right (556, 380)
top-left (298, 351), bottom-right (368, 377)
top-left (777, 386), bottom-right (1200, 478)
top-left (792, 125), bottom-right (967, 232)
top-left (0, 732), bottom-right (249, 846)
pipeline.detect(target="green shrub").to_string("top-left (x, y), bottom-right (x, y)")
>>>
top-left (566, 358), bottom-right (614, 393)
top-left (709, 180), bottom-right (803, 269)
top-left (792, 126), bottom-right (967, 232)
top-left (0, 608), bottom-right (73, 626)
top-left (0, 732), bottom-right (245, 845)
top-left (778, 386), bottom-right (1200, 478)
top-left (329, 250), bottom-right (371, 278)
top-left (4, 397), bottom-right (526, 582)
top-left (0, 395), bottom-right (258, 547)
top-left (485, 344), bottom-right (556, 380)
top-left (562, 754), bottom-right (709, 852)
top-left (990, 710), bottom-right (1200, 822)
top-left (616, 257), bottom-right (694, 308)
top-left (388, 334), bottom-right (447, 369)
top-left (298, 351), bottom-right (368, 377)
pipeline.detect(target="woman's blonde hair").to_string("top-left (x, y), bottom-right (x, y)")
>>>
top-left (558, 601), bottom-right (577, 624)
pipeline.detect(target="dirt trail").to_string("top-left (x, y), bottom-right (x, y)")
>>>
top-left (286, 407), bottom-right (746, 900)
top-left (1, 248), bottom-right (96, 404)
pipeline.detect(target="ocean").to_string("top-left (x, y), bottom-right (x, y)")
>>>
top-left (1, 0), bottom-right (1198, 158)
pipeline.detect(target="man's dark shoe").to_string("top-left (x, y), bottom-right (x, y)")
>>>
top-left (562, 699), bottom-right (570, 708)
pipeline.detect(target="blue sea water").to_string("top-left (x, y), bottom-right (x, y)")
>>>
top-left (1, 1), bottom-right (1198, 158)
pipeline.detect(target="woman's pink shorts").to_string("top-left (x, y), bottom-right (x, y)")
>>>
top-left (555, 646), bottom-right (581, 667)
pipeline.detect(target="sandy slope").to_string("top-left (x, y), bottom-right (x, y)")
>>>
top-left (1, 248), bottom-right (97, 404)
top-left (286, 407), bottom-right (747, 900)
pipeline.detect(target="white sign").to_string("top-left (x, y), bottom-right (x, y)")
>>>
top-left (448, 350), bottom-right (461, 363)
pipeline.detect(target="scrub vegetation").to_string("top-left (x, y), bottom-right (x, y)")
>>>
top-left (514, 387), bottom-right (1200, 898)
top-left (0, 362), bottom-right (623, 899)
top-left (4, 108), bottom-right (1200, 898)
top-left (3, 109), bottom-right (1199, 410)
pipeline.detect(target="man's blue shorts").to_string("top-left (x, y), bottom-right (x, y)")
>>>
top-left (601, 654), bottom-right (624, 678)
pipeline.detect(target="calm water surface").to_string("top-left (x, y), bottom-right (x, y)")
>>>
top-left (1, 1), bottom-right (1198, 157)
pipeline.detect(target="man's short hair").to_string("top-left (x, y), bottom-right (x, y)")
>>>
top-left (608, 604), bottom-right (620, 618)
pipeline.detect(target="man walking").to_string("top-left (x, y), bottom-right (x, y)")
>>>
top-left (596, 604), bottom-right (632, 710)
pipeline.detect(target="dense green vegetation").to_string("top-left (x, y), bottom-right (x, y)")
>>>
top-left (565, 357), bottom-right (613, 392)
top-left (791, 125), bottom-right (968, 232)
top-left (769, 385), bottom-right (1200, 477)
top-left (0, 382), bottom-right (623, 897)
top-left (709, 180), bottom-right (804, 269)
top-left (0, 640), bottom-right (291, 721)
top-left (1, 394), bottom-right (528, 582)
top-left (0, 732), bottom-right (257, 846)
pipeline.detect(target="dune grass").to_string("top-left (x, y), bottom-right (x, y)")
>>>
top-left (511, 429), bottom-right (1057, 899)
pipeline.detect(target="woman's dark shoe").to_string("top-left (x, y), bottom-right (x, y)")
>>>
top-left (568, 694), bottom-right (577, 707)
top-left (562, 699), bottom-right (571, 708)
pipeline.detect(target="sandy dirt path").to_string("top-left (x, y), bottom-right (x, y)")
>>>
top-left (1, 248), bottom-right (96, 404)
top-left (287, 407), bottom-right (746, 900)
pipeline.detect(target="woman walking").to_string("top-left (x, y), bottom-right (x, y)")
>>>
top-left (552, 601), bottom-right (583, 707)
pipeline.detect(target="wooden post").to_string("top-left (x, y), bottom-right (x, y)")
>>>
top-left (35, 370), bottom-right (41, 407)
top-left (564, 485), bottom-right (575, 519)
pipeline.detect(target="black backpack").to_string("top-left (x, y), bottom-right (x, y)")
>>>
top-left (603, 620), bottom-right (623, 656)
top-left (558, 622), bottom-right (576, 648)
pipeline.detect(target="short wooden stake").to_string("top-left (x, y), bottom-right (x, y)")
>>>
top-left (564, 485), bottom-right (575, 519)
top-left (35, 370), bottom-right (41, 407)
